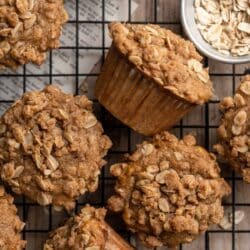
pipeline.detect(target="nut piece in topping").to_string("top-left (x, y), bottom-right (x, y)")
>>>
top-left (43, 205), bottom-right (133, 250)
top-left (108, 131), bottom-right (231, 248)
top-left (215, 75), bottom-right (250, 183)
top-left (0, 186), bottom-right (26, 249)
top-left (0, 85), bottom-right (112, 211)
top-left (0, 0), bottom-right (68, 70)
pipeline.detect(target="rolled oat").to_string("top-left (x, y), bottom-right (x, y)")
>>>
top-left (44, 205), bottom-right (133, 250)
top-left (109, 22), bottom-right (213, 104)
top-left (215, 75), bottom-right (250, 183)
top-left (194, 0), bottom-right (250, 56)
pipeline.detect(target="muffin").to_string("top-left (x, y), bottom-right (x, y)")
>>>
top-left (0, 85), bottom-right (112, 211)
top-left (0, 0), bottom-right (68, 70)
top-left (44, 205), bottom-right (134, 250)
top-left (95, 22), bottom-right (213, 136)
top-left (0, 185), bottom-right (26, 249)
top-left (108, 132), bottom-right (231, 248)
top-left (215, 75), bottom-right (250, 183)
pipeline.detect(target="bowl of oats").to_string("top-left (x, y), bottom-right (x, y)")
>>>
top-left (181, 0), bottom-right (250, 64)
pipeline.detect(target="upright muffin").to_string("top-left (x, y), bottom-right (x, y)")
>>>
top-left (44, 205), bottom-right (134, 250)
top-left (108, 132), bottom-right (231, 248)
top-left (215, 75), bottom-right (250, 183)
top-left (0, 185), bottom-right (26, 249)
top-left (0, 0), bottom-right (68, 69)
top-left (0, 85), bottom-right (112, 211)
top-left (95, 23), bottom-right (213, 136)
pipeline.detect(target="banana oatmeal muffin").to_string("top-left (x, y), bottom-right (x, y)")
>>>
top-left (0, 85), bottom-right (112, 211)
top-left (95, 22), bottom-right (213, 135)
top-left (0, 185), bottom-right (26, 249)
top-left (108, 132), bottom-right (231, 248)
top-left (44, 205), bottom-right (134, 250)
top-left (215, 75), bottom-right (250, 183)
top-left (0, 0), bottom-right (68, 69)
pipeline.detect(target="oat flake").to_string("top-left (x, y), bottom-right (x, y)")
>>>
top-left (194, 0), bottom-right (250, 57)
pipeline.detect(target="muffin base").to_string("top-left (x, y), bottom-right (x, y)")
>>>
top-left (95, 44), bottom-right (195, 136)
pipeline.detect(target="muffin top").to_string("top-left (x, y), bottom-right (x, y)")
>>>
top-left (0, 0), bottom-right (68, 70)
top-left (44, 205), bottom-right (134, 250)
top-left (109, 22), bottom-right (213, 104)
top-left (108, 132), bottom-right (231, 248)
top-left (0, 85), bottom-right (112, 211)
top-left (215, 75), bottom-right (250, 183)
top-left (0, 185), bottom-right (26, 249)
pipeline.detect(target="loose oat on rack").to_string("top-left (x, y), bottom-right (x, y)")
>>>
top-left (108, 132), bottom-right (231, 248)
top-left (0, 185), bottom-right (26, 249)
top-left (215, 75), bottom-right (250, 183)
top-left (194, 0), bottom-right (250, 56)
top-left (0, 0), bottom-right (68, 70)
top-left (219, 209), bottom-right (245, 229)
top-left (0, 85), bottom-right (112, 211)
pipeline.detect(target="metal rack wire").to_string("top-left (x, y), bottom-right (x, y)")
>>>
top-left (0, 0), bottom-right (250, 249)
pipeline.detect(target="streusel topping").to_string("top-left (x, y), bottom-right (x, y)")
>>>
top-left (44, 205), bottom-right (134, 250)
top-left (0, 185), bottom-right (26, 249)
top-left (108, 132), bottom-right (231, 248)
top-left (0, 0), bottom-right (68, 69)
top-left (0, 85), bottom-right (112, 211)
top-left (109, 22), bottom-right (213, 104)
top-left (215, 75), bottom-right (250, 183)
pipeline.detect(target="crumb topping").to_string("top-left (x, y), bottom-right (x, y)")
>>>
top-left (0, 85), bottom-right (112, 211)
top-left (0, 185), bottom-right (26, 249)
top-left (215, 75), bottom-right (250, 183)
top-left (109, 22), bottom-right (213, 104)
top-left (0, 0), bottom-right (68, 69)
top-left (44, 205), bottom-right (134, 250)
top-left (108, 132), bottom-right (231, 248)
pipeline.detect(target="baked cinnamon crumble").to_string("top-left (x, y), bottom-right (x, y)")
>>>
top-left (0, 185), bottom-right (26, 249)
top-left (0, 0), bottom-right (68, 69)
top-left (0, 85), bottom-right (112, 211)
top-left (44, 205), bottom-right (134, 250)
top-left (215, 75), bottom-right (250, 183)
top-left (108, 132), bottom-right (231, 248)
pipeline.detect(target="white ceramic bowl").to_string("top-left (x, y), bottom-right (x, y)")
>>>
top-left (181, 0), bottom-right (250, 64)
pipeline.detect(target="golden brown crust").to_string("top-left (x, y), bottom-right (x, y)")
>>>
top-left (108, 132), bottom-right (231, 248)
top-left (0, 185), bottom-right (26, 250)
top-left (215, 75), bottom-right (250, 183)
top-left (109, 22), bottom-right (213, 104)
top-left (44, 205), bottom-right (134, 250)
top-left (95, 44), bottom-right (196, 136)
top-left (0, 0), bottom-right (68, 70)
top-left (0, 85), bottom-right (112, 211)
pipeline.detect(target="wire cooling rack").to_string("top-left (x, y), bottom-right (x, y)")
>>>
top-left (0, 0), bottom-right (250, 249)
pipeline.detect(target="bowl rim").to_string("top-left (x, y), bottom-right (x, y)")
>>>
top-left (180, 0), bottom-right (250, 64)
